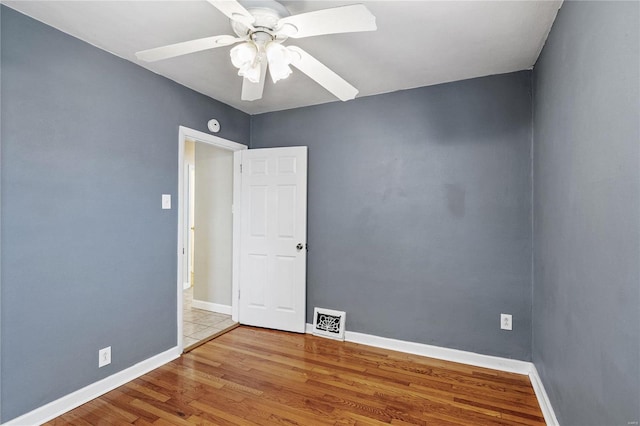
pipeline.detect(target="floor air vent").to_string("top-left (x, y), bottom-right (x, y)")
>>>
top-left (312, 308), bottom-right (346, 341)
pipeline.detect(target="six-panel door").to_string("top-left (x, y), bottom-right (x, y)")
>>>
top-left (238, 147), bottom-right (307, 333)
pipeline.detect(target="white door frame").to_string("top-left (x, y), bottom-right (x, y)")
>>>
top-left (177, 125), bottom-right (247, 351)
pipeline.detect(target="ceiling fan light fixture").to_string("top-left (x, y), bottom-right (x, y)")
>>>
top-left (136, 0), bottom-right (377, 102)
top-left (266, 42), bottom-right (293, 83)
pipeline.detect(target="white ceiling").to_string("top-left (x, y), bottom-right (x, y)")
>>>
top-left (3, 1), bottom-right (562, 115)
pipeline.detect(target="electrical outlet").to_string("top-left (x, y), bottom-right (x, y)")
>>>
top-left (501, 314), bottom-right (513, 331)
top-left (99, 346), bottom-right (111, 368)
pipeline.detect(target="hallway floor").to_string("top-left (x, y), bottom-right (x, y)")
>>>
top-left (183, 287), bottom-right (236, 350)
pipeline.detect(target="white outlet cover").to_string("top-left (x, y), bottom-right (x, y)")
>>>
top-left (501, 313), bottom-right (513, 331)
top-left (99, 346), bottom-right (111, 368)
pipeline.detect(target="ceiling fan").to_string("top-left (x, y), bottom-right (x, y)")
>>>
top-left (135, 0), bottom-right (377, 102)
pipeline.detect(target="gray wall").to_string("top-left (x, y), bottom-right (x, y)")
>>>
top-left (0, 6), bottom-right (249, 422)
top-left (252, 71), bottom-right (533, 360)
top-left (532, 1), bottom-right (640, 425)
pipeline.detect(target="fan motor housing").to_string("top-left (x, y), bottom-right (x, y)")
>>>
top-left (232, 1), bottom-right (290, 37)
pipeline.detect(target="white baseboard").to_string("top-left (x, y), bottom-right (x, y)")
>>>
top-left (192, 299), bottom-right (232, 315)
top-left (4, 346), bottom-right (181, 426)
top-left (305, 323), bottom-right (558, 425)
top-left (529, 365), bottom-right (560, 426)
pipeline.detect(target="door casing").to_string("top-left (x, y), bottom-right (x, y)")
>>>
top-left (177, 126), bottom-right (247, 351)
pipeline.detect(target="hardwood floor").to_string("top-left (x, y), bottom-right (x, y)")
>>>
top-left (46, 326), bottom-right (545, 425)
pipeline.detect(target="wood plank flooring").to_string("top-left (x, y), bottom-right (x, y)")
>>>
top-left (46, 326), bottom-right (545, 425)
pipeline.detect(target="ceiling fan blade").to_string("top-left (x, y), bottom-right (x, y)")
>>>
top-left (241, 59), bottom-right (268, 101)
top-left (276, 4), bottom-right (376, 39)
top-left (136, 35), bottom-right (242, 62)
top-left (206, 0), bottom-right (255, 28)
top-left (287, 46), bottom-right (358, 101)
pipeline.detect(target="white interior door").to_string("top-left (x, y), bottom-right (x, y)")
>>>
top-left (238, 146), bottom-right (307, 333)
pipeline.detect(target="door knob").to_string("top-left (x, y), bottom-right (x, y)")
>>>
top-left (296, 243), bottom-right (303, 251)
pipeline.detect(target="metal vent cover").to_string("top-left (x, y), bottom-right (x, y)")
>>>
top-left (312, 307), bottom-right (346, 341)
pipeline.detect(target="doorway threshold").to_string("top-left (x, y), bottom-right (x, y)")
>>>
top-left (183, 323), bottom-right (239, 353)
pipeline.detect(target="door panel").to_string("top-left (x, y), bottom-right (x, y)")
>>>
top-left (246, 254), bottom-right (267, 308)
top-left (277, 185), bottom-right (296, 237)
top-left (249, 186), bottom-right (268, 237)
top-left (239, 147), bottom-right (307, 333)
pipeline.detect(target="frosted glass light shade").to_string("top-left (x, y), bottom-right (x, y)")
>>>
top-left (230, 42), bottom-right (262, 83)
top-left (230, 42), bottom-right (257, 69)
top-left (266, 42), bottom-right (293, 83)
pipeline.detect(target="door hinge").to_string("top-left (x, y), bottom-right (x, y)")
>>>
top-left (238, 289), bottom-right (241, 299)
top-left (183, 248), bottom-right (185, 255)
top-left (240, 163), bottom-right (243, 173)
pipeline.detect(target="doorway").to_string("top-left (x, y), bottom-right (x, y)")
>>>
top-left (177, 126), bottom-right (247, 352)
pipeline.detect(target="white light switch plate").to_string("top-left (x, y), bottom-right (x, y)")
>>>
top-left (162, 194), bottom-right (171, 209)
